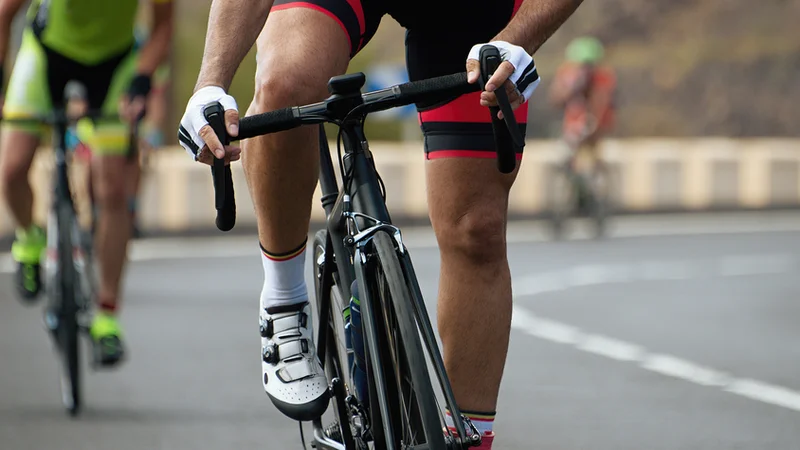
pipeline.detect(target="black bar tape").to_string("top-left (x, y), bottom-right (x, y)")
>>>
top-left (479, 45), bottom-right (518, 174)
top-left (395, 73), bottom-right (477, 105)
top-left (237, 108), bottom-right (301, 140)
top-left (203, 102), bottom-right (237, 232)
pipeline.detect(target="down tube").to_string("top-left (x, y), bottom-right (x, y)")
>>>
top-left (398, 251), bottom-right (469, 442)
top-left (341, 126), bottom-right (392, 225)
top-left (354, 250), bottom-right (397, 449)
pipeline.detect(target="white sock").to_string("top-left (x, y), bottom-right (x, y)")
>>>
top-left (259, 241), bottom-right (308, 312)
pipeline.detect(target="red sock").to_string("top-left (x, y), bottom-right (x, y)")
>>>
top-left (98, 299), bottom-right (117, 314)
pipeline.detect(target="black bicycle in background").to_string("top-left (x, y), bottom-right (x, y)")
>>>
top-left (4, 81), bottom-right (138, 416)
top-left (547, 115), bottom-right (612, 240)
top-left (204, 45), bottom-right (526, 449)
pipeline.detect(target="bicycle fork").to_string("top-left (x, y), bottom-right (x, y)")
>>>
top-left (43, 204), bottom-right (93, 338)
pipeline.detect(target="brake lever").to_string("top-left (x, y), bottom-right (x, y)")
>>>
top-left (478, 45), bottom-right (525, 148)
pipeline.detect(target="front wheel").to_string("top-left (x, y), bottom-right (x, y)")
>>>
top-left (547, 163), bottom-right (575, 240)
top-left (366, 231), bottom-right (447, 450)
top-left (587, 162), bottom-right (613, 239)
top-left (52, 203), bottom-right (81, 416)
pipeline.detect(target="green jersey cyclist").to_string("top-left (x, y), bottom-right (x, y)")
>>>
top-left (179, 0), bottom-right (583, 447)
top-left (0, 0), bottom-right (173, 365)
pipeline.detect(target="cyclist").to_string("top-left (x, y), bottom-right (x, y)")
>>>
top-left (549, 36), bottom-right (616, 166)
top-left (179, 0), bottom-right (583, 447)
top-left (0, 0), bottom-right (173, 365)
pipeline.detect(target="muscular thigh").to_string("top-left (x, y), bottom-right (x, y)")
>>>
top-left (405, 1), bottom-right (526, 240)
top-left (404, 0), bottom-right (527, 161)
top-left (251, 0), bottom-right (385, 112)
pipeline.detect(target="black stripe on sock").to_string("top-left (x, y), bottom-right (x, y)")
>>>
top-left (259, 237), bottom-right (308, 258)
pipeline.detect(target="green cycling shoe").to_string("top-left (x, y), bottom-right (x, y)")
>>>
top-left (11, 225), bottom-right (46, 302)
top-left (90, 312), bottom-right (126, 367)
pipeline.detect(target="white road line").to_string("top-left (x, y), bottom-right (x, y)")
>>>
top-left (3, 211), bottom-right (800, 272)
top-left (577, 334), bottom-right (645, 362)
top-left (511, 305), bottom-right (800, 413)
top-left (511, 307), bottom-right (582, 345)
top-left (641, 354), bottom-right (730, 387)
top-left (511, 254), bottom-right (797, 298)
top-left (726, 379), bottom-right (800, 412)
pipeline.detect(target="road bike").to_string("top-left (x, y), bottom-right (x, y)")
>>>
top-left (204, 45), bottom-right (524, 449)
top-left (4, 81), bottom-right (138, 416)
top-left (547, 114), bottom-right (612, 239)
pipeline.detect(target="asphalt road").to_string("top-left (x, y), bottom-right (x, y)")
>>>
top-left (1, 212), bottom-right (799, 450)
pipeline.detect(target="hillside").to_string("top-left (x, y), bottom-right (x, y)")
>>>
top-left (163, 0), bottom-right (800, 139)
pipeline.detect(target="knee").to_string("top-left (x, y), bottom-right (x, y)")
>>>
top-left (251, 70), bottom-right (327, 115)
top-left (437, 208), bottom-right (507, 264)
top-left (94, 176), bottom-right (126, 209)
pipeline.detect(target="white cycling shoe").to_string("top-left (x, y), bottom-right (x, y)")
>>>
top-left (259, 301), bottom-right (330, 421)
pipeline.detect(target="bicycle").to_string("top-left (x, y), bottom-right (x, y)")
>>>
top-left (547, 114), bottom-right (612, 240)
top-left (204, 45), bottom-right (524, 449)
top-left (3, 80), bottom-right (138, 416)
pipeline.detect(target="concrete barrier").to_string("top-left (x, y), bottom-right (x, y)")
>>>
top-left (2, 138), bottom-right (799, 236)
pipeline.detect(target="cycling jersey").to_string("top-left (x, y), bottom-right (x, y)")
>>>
top-left (26, 0), bottom-right (169, 66)
top-left (272, 0), bottom-right (529, 160)
top-left (553, 62), bottom-right (616, 140)
top-left (3, 0), bottom-right (170, 154)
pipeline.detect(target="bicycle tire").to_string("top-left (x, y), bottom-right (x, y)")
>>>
top-left (55, 203), bottom-right (81, 416)
top-left (367, 231), bottom-right (446, 450)
top-left (588, 164), bottom-right (612, 239)
top-left (547, 164), bottom-right (574, 240)
top-left (312, 230), bottom-right (357, 448)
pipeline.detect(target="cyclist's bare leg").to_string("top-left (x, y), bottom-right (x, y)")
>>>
top-left (91, 154), bottom-right (132, 309)
top-left (125, 156), bottom-right (142, 227)
top-left (0, 130), bottom-right (41, 228)
top-left (241, 8), bottom-right (350, 419)
top-left (427, 158), bottom-right (518, 413)
top-left (243, 8), bottom-right (350, 254)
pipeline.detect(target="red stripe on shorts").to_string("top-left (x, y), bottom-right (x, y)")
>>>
top-left (272, 2), bottom-right (352, 52)
top-left (513, 0), bottom-right (524, 16)
top-left (345, 0), bottom-right (365, 49)
top-left (418, 92), bottom-right (529, 124)
top-left (426, 150), bottom-right (524, 160)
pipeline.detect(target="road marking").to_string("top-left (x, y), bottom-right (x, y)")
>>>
top-left (726, 379), bottom-right (800, 412)
top-left (511, 305), bottom-right (800, 413)
top-left (3, 211), bottom-right (800, 272)
top-left (512, 254), bottom-right (796, 298)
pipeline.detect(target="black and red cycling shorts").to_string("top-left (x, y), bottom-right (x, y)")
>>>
top-left (272, 0), bottom-right (528, 160)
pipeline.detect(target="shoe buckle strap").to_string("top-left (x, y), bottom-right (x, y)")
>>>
top-left (261, 311), bottom-right (308, 339)
top-left (275, 358), bottom-right (316, 383)
top-left (263, 338), bottom-right (309, 365)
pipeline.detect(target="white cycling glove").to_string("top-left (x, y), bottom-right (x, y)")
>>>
top-left (178, 86), bottom-right (238, 160)
top-left (467, 41), bottom-right (541, 103)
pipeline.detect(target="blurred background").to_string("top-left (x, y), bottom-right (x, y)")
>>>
top-left (1, 1), bottom-right (799, 449)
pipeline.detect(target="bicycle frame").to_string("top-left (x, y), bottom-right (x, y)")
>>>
top-left (312, 117), bottom-right (472, 449)
top-left (51, 116), bottom-right (74, 209)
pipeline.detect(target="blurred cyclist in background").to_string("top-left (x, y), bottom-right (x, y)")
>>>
top-left (549, 36), bottom-right (616, 166)
top-left (78, 30), bottom-right (171, 239)
top-left (0, 0), bottom-right (173, 366)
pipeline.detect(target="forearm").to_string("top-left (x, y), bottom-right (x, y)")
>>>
top-left (0, 20), bottom-right (10, 69)
top-left (195, 0), bottom-right (272, 91)
top-left (136, 22), bottom-right (172, 76)
top-left (493, 0), bottom-right (584, 54)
